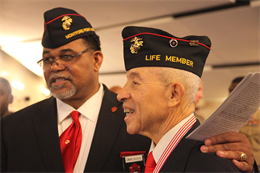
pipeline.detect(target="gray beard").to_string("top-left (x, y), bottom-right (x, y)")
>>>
top-left (50, 83), bottom-right (76, 100)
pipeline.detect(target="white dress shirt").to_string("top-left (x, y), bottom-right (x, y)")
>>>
top-left (57, 84), bottom-right (104, 173)
top-left (149, 113), bottom-right (194, 163)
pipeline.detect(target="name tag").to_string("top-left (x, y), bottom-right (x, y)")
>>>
top-left (120, 151), bottom-right (146, 172)
top-left (125, 154), bottom-right (143, 163)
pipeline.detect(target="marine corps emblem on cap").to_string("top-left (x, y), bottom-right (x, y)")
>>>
top-left (169, 39), bottom-right (178, 48)
top-left (130, 37), bottom-right (143, 54)
top-left (62, 16), bottom-right (72, 30)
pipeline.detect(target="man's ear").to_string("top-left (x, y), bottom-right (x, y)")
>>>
top-left (9, 95), bottom-right (13, 104)
top-left (92, 51), bottom-right (103, 72)
top-left (168, 82), bottom-right (185, 107)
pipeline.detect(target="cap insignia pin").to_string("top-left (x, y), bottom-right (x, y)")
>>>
top-left (169, 39), bottom-right (178, 48)
top-left (189, 40), bottom-right (199, 46)
top-left (61, 16), bottom-right (73, 30)
top-left (130, 37), bottom-right (143, 54)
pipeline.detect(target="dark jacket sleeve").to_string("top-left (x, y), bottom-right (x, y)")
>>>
top-left (1, 117), bottom-right (8, 172)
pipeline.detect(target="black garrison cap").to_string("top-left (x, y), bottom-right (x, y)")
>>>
top-left (122, 26), bottom-right (211, 78)
top-left (42, 7), bottom-right (96, 48)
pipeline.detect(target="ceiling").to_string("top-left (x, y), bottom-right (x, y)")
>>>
top-left (0, 0), bottom-right (259, 102)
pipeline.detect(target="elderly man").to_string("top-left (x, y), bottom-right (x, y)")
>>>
top-left (0, 7), bottom-right (256, 173)
top-left (117, 26), bottom-right (257, 172)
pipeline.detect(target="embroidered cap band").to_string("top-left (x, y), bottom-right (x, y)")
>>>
top-left (42, 7), bottom-right (96, 48)
top-left (122, 26), bottom-right (211, 78)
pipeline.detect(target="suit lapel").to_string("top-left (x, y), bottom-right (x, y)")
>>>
top-left (159, 121), bottom-right (200, 172)
top-left (84, 85), bottom-right (124, 172)
top-left (32, 97), bottom-right (64, 172)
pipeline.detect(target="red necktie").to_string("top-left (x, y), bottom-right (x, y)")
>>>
top-left (145, 152), bottom-right (156, 173)
top-left (60, 111), bottom-right (82, 173)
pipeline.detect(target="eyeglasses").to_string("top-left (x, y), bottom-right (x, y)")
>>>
top-left (37, 48), bottom-right (93, 68)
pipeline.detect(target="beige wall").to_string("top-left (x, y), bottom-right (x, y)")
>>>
top-left (0, 50), bottom-right (49, 113)
top-left (196, 100), bottom-right (224, 122)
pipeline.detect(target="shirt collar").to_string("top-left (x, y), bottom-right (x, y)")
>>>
top-left (57, 84), bottom-right (104, 124)
top-left (149, 113), bottom-right (194, 163)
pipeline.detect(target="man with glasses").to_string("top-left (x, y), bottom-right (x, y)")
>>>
top-left (1, 7), bottom-right (150, 173)
top-left (0, 7), bottom-right (256, 173)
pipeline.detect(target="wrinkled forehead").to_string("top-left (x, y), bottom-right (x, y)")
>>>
top-left (126, 67), bottom-right (159, 81)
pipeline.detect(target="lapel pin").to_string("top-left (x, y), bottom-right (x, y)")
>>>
top-left (111, 106), bottom-right (117, 112)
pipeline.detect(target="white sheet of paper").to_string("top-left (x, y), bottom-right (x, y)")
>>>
top-left (186, 72), bottom-right (260, 141)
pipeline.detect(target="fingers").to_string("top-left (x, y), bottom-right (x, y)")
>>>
top-left (201, 141), bottom-right (250, 153)
top-left (200, 148), bottom-right (254, 172)
top-left (200, 131), bottom-right (255, 172)
top-left (202, 132), bottom-right (252, 154)
top-left (215, 150), bottom-right (253, 164)
top-left (232, 159), bottom-right (252, 172)
top-left (206, 132), bottom-right (249, 146)
top-left (200, 145), bottom-right (254, 171)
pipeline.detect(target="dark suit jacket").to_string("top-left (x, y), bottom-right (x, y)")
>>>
top-left (0, 85), bottom-right (151, 172)
top-left (160, 121), bottom-right (241, 172)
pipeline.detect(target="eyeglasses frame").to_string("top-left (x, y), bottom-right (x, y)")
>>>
top-left (37, 48), bottom-right (94, 68)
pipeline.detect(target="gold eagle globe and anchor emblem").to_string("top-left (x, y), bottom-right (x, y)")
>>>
top-left (130, 37), bottom-right (143, 54)
top-left (61, 16), bottom-right (72, 30)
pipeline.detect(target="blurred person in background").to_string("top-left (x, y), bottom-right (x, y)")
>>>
top-left (109, 85), bottom-right (122, 94)
top-left (229, 76), bottom-right (260, 169)
top-left (194, 80), bottom-right (205, 123)
top-left (195, 80), bottom-right (204, 105)
top-left (0, 77), bottom-right (13, 118)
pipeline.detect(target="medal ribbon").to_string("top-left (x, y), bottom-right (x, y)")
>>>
top-left (153, 115), bottom-right (196, 173)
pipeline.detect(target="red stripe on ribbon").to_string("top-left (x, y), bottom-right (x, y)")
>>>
top-left (153, 115), bottom-right (196, 173)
